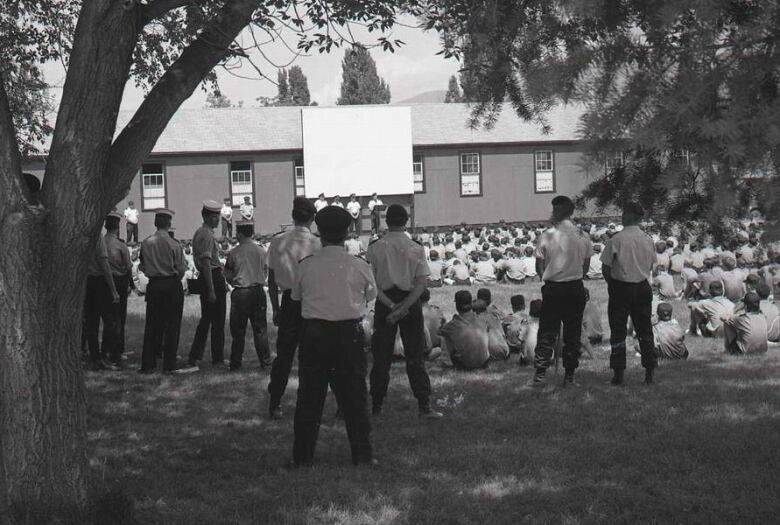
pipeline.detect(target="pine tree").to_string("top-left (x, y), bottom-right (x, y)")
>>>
top-left (287, 65), bottom-right (311, 106)
top-left (444, 75), bottom-right (462, 103)
top-left (277, 69), bottom-right (290, 105)
top-left (337, 46), bottom-right (391, 105)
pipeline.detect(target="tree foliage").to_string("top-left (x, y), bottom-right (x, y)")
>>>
top-left (337, 45), bottom-right (391, 105)
top-left (205, 91), bottom-right (233, 108)
top-left (444, 74), bottom-right (462, 103)
top-left (277, 68), bottom-right (290, 105)
top-left (423, 0), bottom-right (780, 238)
top-left (287, 65), bottom-right (311, 106)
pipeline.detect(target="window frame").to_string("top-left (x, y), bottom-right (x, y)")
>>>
top-left (533, 150), bottom-right (556, 194)
top-left (229, 160), bottom-right (254, 207)
top-left (140, 162), bottom-right (168, 211)
top-left (459, 151), bottom-right (482, 197)
top-left (413, 153), bottom-right (426, 194)
top-left (293, 157), bottom-right (306, 197)
top-left (605, 151), bottom-right (625, 173)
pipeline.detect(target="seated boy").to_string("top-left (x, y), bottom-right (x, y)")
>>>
top-left (503, 294), bottom-right (530, 365)
top-left (580, 288), bottom-right (603, 357)
top-left (653, 302), bottom-right (688, 360)
top-left (652, 264), bottom-right (680, 299)
top-left (689, 281), bottom-right (735, 337)
top-left (439, 291), bottom-right (490, 370)
top-left (474, 289), bottom-right (510, 360)
top-left (723, 292), bottom-right (768, 354)
top-left (421, 289), bottom-right (445, 360)
top-left (446, 259), bottom-right (472, 285)
top-left (427, 250), bottom-right (445, 288)
top-left (756, 283), bottom-right (780, 342)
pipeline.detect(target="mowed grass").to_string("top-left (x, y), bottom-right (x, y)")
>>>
top-left (86, 279), bottom-right (780, 524)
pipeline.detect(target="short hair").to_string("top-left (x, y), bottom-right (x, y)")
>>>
top-left (756, 283), bottom-right (771, 300)
top-left (154, 215), bottom-right (171, 229)
top-left (657, 302), bottom-right (673, 317)
top-left (528, 299), bottom-right (543, 318)
top-left (551, 195), bottom-right (575, 217)
top-left (104, 216), bottom-right (120, 231)
top-left (709, 281), bottom-right (724, 296)
top-left (128, 200), bottom-right (134, 206)
top-left (510, 294), bottom-right (525, 311)
top-left (744, 291), bottom-right (760, 311)
top-left (236, 224), bottom-right (254, 238)
top-left (476, 288), bottom-right (491, 304)
top-left (622, 202), bottom-right (644, 220)
top-left (386, 204), bottom-right (409, 227)
top-left (454, 290), bottom-right (472, 312)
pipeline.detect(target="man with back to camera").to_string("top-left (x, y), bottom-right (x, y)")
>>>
top-left (291, 205), bottom-right (377, 466)
top-left (532, 196), bottom-right (593, 387)
top-left (601, 202), bottom-right (657, 385)
top-left (182, 200), bottom-right (227, 372)
top-left (103, 210), bottom-right (133, 364)
top-left (267, 197), bottom-right (321, 419)
top-left (367, 204), bottom-right (442, 418)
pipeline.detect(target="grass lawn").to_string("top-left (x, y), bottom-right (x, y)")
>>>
top-left (87, 279), bottom-right (780, 524)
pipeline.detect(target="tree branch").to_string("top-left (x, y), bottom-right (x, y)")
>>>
top-left (0, 74), bottom-right (27, 214)
top-left (106, 0), bottom-right (259, 204)
top-left (141, 0), bottom-right (194, 23)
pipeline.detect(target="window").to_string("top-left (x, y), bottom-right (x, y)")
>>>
top-left (413, 154), bottom-right (425, 193)
top-left (294, 158), bottom-right (305, 196)
top-left (460, 152), bottom-right (481, 196)
top-left (605, 152), bottom-right (624, 172)
top-left (141, 163), bottom-right (166, 210)
top-left (230, 160), bottom-right (253, 205)
top-left (534, 150), bottom-right (555, 193)
top-left (671, 149), bottom-right (690, 167)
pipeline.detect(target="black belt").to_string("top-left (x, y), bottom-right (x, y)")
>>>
top-left (149, 275), bottom-right (179, 282)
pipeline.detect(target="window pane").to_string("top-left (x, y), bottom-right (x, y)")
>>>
top-left (461, 153), bottom-right (479, 174)
top-left (295, 187), bottom-right (306, 196)
top-left (535, 172), bottom-right (554, 192)
top-left (535, 151), bottom-right (553, 172)
top-left (231, 160), bottom-right (251, 172)
top-left (143, 197), bottom-right (165, 209)
top-left (142, 163), bottom-right (163, 175)
top-left (461, 174), bottom-right (480, 195)
top-left (414, 181), bottom-right (424, 193)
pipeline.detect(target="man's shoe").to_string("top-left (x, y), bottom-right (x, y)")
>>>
top-left (562, 370), bottom-right (576, 387)
top-left (644, 367), bottom-right (655, 385)
top-left (269, 406), bottom-right (283, 420)
top-left (419, 405), bottom-right (443, 419)
top-left (610, 370), bottom-right (624, 386)
top-left (173, 364), bottom-right (199, 375)
top-left (212, 360), bottom-right (228, 369)
top-left (137, 367), bottom-right (155, 374)
top-left (371, 404), bottom-right (382, 416)
top-left (530, 369), bottom-right (546, 386)
top-left (228, 364), bottom-right (241, 372)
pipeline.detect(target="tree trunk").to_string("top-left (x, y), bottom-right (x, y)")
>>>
top-left (0, 206), bottom-right (91, 521)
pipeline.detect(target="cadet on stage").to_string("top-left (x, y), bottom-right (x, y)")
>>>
top-left (138, 209), bottom-right (188, 373)
top-left (366, 204), bottom-right (442, 418)
top-left (291, 205), bottom-right (377, 466)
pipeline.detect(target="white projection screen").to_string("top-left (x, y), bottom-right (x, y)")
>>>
top-left (301, 106), bottom-right (414, 197)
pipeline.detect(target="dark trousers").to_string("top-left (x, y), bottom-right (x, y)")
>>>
top-left (221, 218), bottom-right (232, 239)
top-left (371, 211), bottom-right (380, 234)
top-left (607, 280), bottom-right (657, 370)
top-left (188, 268), bottom-right (227, 364)
top-left (350, 217), bottom-right (360, 234)
top-left (83, 275), bottom-right (120, 363)
top-left (141, 276), bottom-right (184, 371)
top-left (370, 287), bottom-right (431, 408)
top-left (229, 286), bottom-right (271, 368)
top-left (126, 222), bottom-right (138, 244)
top-left (114, 274), bottom-right (130, 355)
top-left (293, 319), bottom-right (372, 466)
top-left (534, 280), bottom-right (586, 372)
top-left (268, 291), bottom-right (303, 407)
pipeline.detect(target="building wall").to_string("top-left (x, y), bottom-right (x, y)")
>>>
top-left (412, 144), bottom-right (588, 227)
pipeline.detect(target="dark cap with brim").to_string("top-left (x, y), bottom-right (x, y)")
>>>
top-left (154, 208), bottom-right (175, 218)
top-left (315, 206), bottom-right (352, 239)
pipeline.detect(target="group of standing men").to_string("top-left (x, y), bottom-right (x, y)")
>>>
top-left (314, 192), bottom-right (385, 234)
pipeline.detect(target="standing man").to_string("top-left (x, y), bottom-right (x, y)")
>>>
top-left (368, 193), bottom-right (383, 235)
top-left (225, 219), bottom-right (271, 371)
top-left (124, 201), bottom-right (139, 244)
top-left (331, 195), bottom-right (344, 208)
top-left (532, 196), bottom-right (593, 386)
top-left (267, 197), bottom-right (321, 419)
top-left (347, 193), bottom-right (361, 233)
top-left (104, 211), bottom-right (133, 364)
top-left (184, 200), bottom-right (227, 371)
top-left (314, 193), bottom-right (329, 212)
top-left (220, 198), bottom-right (233, 239)
top-left (367, 204), bottom-right (442, 418)
top-left (601, 202), bottom-right (657, 385)
top-left (83, 217), bottom-right (121, 370)
top-left (291, 206), bottom-right (377, 466)
top-left (240, 195), bottom-right (255, 221)
top-left (138, 209), bottom-right (188, 373)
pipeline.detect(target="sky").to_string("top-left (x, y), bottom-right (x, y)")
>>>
top-left (41, 15), bottom-right (461, 113)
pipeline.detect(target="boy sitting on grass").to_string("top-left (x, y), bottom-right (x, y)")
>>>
top-left (439, 290), bottom-right (490, 370)
top-left (723, 292), bottom-right (768, 354)
top-left (689, 281), bottom-right (735, 337)
top-left (474, 289), bottom-right (510, 361)
top-left (652, 302), bottom-right (688, 360)
top-left (503, 294), bottom-right (530, 365)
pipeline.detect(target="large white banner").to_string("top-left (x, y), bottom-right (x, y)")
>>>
top-left (301, 106), bottom-right (414, 197)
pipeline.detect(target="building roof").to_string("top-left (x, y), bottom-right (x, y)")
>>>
top-left (107, 102), bottom-right (584, 156)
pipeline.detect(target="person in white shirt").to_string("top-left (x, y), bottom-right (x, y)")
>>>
top-left (331, 195), bottom-right (344, 208)
top-left (124, 201), bottom-right (140, 243)
top-left (346, 194), bottom-right (362, 233)
top-left (344, 233), bottom-right (363, 256)
top-left (239, 196), bottom-right (254, 221)
top-left (314, 193), bottom-right (328, 212)
top-left (586, 244), bottom-right (603, 279)
top-left (220, 198), bottom-right (233, 239)
top-left (368, 193), bottom-right (383, 234)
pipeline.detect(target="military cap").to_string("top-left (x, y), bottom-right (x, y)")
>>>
top-left (107, 211), bottom-right (123, 220)
top-left (154, 208), bottom-right (175, 218)
top-left (202, 199), bottom-right (222, 213)
top-left (315, 205), bottom-right (352, 240)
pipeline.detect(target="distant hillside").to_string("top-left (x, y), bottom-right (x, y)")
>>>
top-left (395, 90), bottom-right (448, 104)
